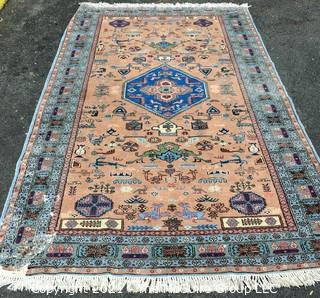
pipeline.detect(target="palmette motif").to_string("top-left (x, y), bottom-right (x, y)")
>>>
top-left (0, 3), bottom-right (320, 288)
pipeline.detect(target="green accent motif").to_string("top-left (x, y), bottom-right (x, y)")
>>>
top-left (137, 142), bottom-right (200, 163)
top-left (149, 40), bottom-right (178, 52)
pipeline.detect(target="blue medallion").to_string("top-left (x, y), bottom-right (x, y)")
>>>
top-left (123, 65), bottom-right (208, 119)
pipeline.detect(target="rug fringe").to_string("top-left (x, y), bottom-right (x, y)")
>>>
top-left (79, 2), bottom-right (250, 10)
top-left (1, 267), bottom-right (320, 293)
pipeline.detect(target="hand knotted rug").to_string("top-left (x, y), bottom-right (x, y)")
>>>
top-left (1, 2), bottom-right (320, 293)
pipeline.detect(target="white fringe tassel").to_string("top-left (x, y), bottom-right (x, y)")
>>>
top-left (79, 2), bottom-right (250, 10)
top-left (1, 267), bottom-right (320, 293)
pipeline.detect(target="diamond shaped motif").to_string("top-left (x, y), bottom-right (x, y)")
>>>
top-left (109, 19), bottom-right (130, 28)
top-left (123, 65), bottom-right (208, 119)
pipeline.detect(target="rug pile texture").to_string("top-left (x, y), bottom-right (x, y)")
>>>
top-left (1, 2), bottom-right (320, 293)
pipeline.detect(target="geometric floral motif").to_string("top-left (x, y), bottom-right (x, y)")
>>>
top-left (75, 194), bottom-right (113, 217)
top-left (230, 192), bottom-right (266, 215)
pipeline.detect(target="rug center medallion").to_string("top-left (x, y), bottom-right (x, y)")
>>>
top-left (124, 65), bottom-right (208, 119)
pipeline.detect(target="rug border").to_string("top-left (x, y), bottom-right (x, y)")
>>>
top-left (1, 2), bottom-right (320, 293)
top-left (245, 7), bottom-right (320, 164)
top-left (0, 29), bottom-right (68, 227)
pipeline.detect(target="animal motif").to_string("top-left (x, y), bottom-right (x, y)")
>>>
top-left (88, 133), bottom-right (106, 146)
top-left (143, 170), bottom-right (167, 184)
top-left (231, 132), bottom-right (245, 144)
top-left (192, 186), bottom-right (207, 194)
top-left (211, 155), bottom-right (247, 167)
top-left (134, 185), bottom-right (148, 195)
top-left (176, 202), bottom-right (206, 222)
top-left (136, 203), bottom-right (169, 222)
top-left (175, 169), bottom-right (197, 183)
top-left (91, 157), bottom-right (126, 169)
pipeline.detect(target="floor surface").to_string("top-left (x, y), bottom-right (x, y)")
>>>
top-left (0, 0), bottom-right (319, 297)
